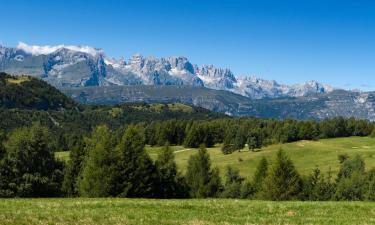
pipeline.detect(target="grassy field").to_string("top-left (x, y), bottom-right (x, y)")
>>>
top-left (0, 198), bottom-right (374, 225)
top-left (145, 136), bottom-right (375, 179)
top-left (56, 136), bottom-right (375, 179)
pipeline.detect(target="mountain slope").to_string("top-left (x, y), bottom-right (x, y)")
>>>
top-left (0, 72), bottom-right (77, 110)
top-left (62, 85), bottom-right (375, 120)
top-left (0, 43), bottom-right (333, 99)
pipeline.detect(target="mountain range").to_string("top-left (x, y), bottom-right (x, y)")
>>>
top-left (2, 43), bottom-right (375, 120)
top-left (0, 43), bottom-right (333, 99)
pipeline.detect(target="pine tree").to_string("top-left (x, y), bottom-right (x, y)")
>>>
top-left (221, 166), bottom-right (244, 198)
top-left (62, 139), bottom-right (86, 196)
top-left (78, 125), bottom-right (117, 197)
top-left (334, 171), bottom-right (366, 200)
top-left (247, 128), bottom-right (263, 151)
top-left (301, 167), bottom-right (335, 201)
top-left (365, 168), bottom-right (375, 201)
top-left (185, 145), bottom-right (222, 198)
top-left (115, 125), bottom-right (158, 198)
top-left (336, 154), bottom-right (365, 180)
top-left (155, 142), bottom-right (187, 198)
top-left (0, 129), bottom-right (5, 160)
top-left (184, 123), bottom-right (200, 148)
top-left (253, 157), bottom-right (268, 191)
top-left (261, 149), bottom-right (302, 200)
top-left (0, 123), bottom-right (63, 197)
top-left (334, 155), bottom-right (366, 200)
top-left (233, 128), bottom-right (246, 151)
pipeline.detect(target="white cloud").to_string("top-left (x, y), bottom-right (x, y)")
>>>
top-left (16, 42), bottom-right (103, 57)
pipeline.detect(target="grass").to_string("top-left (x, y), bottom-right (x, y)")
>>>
top-left (132, 103), bottom-right (194, 113)
top-left (0, 198), bottom-right (374, 225)
top-left (146, 136), bottom-right (375, 179)
top-left (56, 136), bottom-right (375, 179)
top-left (5, 76), bottom-right (30, 84)
top-left (55, 151), bottom-right (70, 162)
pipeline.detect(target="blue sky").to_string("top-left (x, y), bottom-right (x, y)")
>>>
top-left (0, 0), bottom-right (374, 90)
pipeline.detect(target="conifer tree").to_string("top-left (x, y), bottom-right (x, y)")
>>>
top-left (261, 149), bottom-right (302, 200)
top-left (334, 155), bottom-right (366, 200)
top-left (233, 128), bottom-right (246, 151)
top-left (301, 167), bottom-right (335, 201)
top-left (253, 157), bottom-right (268, 191)
top-left (365, 168), bottom-right (375, 201)
top-left (155, 142), bottom-right (187, 198)
top-left (115, 125), bottom-right (158, 198)
top-left (0, 123), bottom-right (63, 197)
top-left (221, 166), bottom-right (244, 198)
top-left (78, 125), bottom-right (117, 197)
top-left (62, 139), bottom-right (86, 196)
top-left (185, 145), bottom-right (222, 198)
top-left (184, 123), bottom-right (200, 148)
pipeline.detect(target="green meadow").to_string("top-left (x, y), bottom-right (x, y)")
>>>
top-left (56, 136), bottom-right (375, 179)
top-left (1, 198), bottom-right (374, 225)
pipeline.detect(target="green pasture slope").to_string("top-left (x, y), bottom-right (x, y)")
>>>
top-left (0, 198), bottom-right (374, 225)
top-left (56, 136), bottom-right (375, 178)
top-left (146, 136), bottom-right (375, 178)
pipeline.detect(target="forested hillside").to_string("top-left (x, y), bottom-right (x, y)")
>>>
top-left (0, 73), bottom-right (77, 110)
top-left (0, 73), bottom-right (225, 150)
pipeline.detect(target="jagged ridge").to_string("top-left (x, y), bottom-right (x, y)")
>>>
top-left (0, 43), bottom-right (333, 99)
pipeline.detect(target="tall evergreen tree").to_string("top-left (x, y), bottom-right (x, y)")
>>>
top-left (365, 168), bottom-right (375, 201)
top-left (261, 149), bottom-right (302, 200)
top-left (185, 145), bottom-right (222, 198)
top-left (62, 139), bottom-right (86, 196)
top-left (334, 155), bottom-right (366, 200)
top-left (0, 123), bottom-right (63, 197)
top-left (336, 154), bottom-right (365, 180)
top-left (253, 157), bottom-right (268, 191)
top-left (115, 125), bottom-right (158, 198)
top-left (221, 166), bottom-right (244, 198)
top-left (78, 125), bottom-right (117, 197)
top-left (155, 142), bottom-right (188, 198)
top-left (0, 130), bottom-right (5, 160)
top-left (184, 123), bottom-right (201, 148)
top-left (301, 167), bottom-right (335, 201)
top-left (233, 127), bottom-right (246, 151)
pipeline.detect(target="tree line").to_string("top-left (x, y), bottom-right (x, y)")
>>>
top-left (1, 123), bottom-right (375, 200)
top-left (144, 117), bottom-right (374, 152)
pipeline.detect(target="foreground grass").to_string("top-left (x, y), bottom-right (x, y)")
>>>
top-left (56, 136), bottom-right (375, 179)
top-left (0, 198), bottom-right (374, 225)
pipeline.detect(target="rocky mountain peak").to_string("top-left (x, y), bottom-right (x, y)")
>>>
top-left (0, 43), bottom-right (335, 99)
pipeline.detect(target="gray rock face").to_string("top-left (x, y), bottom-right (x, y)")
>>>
top-left (0, 43), bottom-right (333, 99)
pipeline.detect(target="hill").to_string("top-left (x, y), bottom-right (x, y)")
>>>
top-left (56, 136), bottom-right (375, 179)
top-left (149, 136), bottom-right (375, 177)
top-left (0, 72), bottom-right (76, 110)
top-left (0, 73), bottom-right (225, 150)
top-left (63, 85), bottom-right (375, 120)
top-left (61, 85), bottom-right (252, 115)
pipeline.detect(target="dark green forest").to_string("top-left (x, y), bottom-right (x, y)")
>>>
top-left (1, 123), bottom-right (375, 201)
